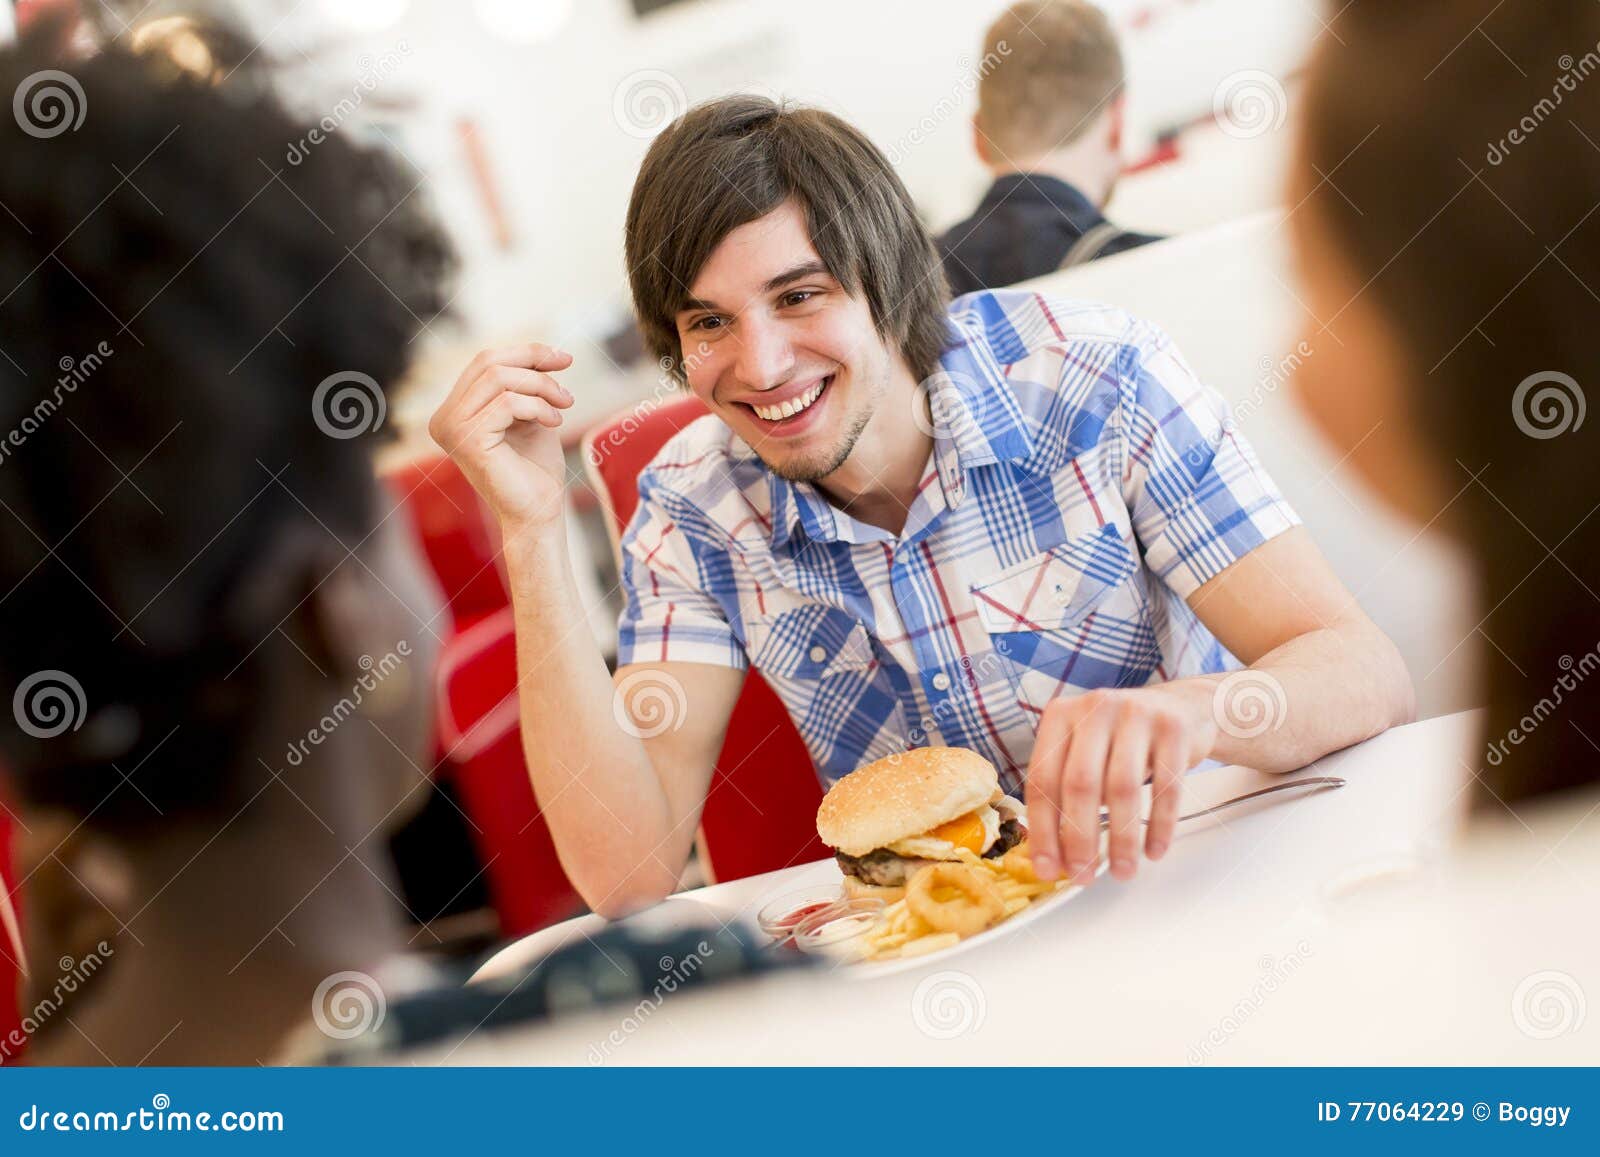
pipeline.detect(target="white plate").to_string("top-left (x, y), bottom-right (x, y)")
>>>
top-left (748, 851), bottom-right (1109, 979)
top-left (848, 860), bottom-right (1109, 978)
top-left (468, 894), bottom-right (740, 985)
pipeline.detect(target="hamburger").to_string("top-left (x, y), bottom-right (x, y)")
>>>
top-left (816, 747), bottom-right (1026, 902)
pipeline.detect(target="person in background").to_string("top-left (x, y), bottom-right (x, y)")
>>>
top-left (1290, 1), bottom-right (1599, 815)
top-left (0, 31), bottom-right (454, 1063)
top-left (939, 0), bottom-right (1162, 295)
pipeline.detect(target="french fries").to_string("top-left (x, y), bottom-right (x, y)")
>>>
top-left (857, 839), bottom-right (1072, 961)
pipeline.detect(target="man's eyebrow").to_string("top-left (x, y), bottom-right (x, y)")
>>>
top-left (761, 260), bottom-right (831, 294)
top-left (675, 261), bottom-right (833, 316)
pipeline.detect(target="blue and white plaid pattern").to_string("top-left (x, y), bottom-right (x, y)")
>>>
top-left (616, 289), bottom-right (1300, 794)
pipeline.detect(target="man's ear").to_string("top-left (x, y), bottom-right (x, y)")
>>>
top-left (1106, 94), bottom-right (1126, 156)
top-left (15, 814), bottom-right (131, 1000)
top-left (972, 115), bottom-right (995, 167)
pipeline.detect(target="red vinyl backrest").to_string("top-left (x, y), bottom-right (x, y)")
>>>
top-left (1, 804), bottom-right (23, 1060)
top-left (380, 459), bottom-right (584, 937)
top-left (583, 395), bottom-right (829, 882)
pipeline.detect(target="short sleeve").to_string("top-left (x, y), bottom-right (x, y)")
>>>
top-left (1118, 329), bottom-right (1301, 599)
top-left (615, 490), bottom-right (748, 671)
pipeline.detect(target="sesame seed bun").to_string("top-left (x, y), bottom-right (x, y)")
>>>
top-left (816, 747), bottom-right (1000, 856)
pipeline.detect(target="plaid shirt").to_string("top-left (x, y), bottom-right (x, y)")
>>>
top-left (616, 289), bottom-right (1299, 795)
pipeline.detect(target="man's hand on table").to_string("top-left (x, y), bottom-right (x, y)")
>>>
top-left (1024, 680), bottom-right (1219, 886)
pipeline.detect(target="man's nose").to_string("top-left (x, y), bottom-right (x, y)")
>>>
top-left (733, 318), bottom-right (795, 392)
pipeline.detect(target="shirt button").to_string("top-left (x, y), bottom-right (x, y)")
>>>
top-left (808, 645), bottom-right (828, 664)
top-left (931, 671), bottom-right (951, 691)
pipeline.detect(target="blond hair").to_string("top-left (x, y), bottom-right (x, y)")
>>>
top-left (976, 0), bottom-right (1124, 161)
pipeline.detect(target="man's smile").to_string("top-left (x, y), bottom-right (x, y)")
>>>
top-left (736, 372), bottom-right (835, 436)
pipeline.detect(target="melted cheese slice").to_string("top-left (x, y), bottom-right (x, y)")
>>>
top-left (886, 804), bottom-right (1001, 859)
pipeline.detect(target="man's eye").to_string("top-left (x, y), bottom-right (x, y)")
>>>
top-left (781, 290), bottom-right (817, 307)
top-left (689, 315), bottom-right (724, 332)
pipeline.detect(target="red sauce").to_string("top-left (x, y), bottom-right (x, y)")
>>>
top-left (771, 900), bottom-right (837, 933)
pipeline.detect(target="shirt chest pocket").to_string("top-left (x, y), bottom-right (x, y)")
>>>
top-left (743, 603), bottom-right (905, 778)
top-left (970, 524), bottom-right (1159, 710)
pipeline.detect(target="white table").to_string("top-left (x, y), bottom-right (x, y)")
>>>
top-left (427, 711), bottom-right (1599, 1065)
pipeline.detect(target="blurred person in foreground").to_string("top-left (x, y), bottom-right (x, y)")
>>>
top-left (1214, 3), bottom-right (1600, 1057)
top-left (430, 93), bottom-right (1413, 920)
top-left (939, 0), bottom-right (1164, 295)
top-left (0, 32), bottom-right (454, 1063)
top-left (1291, 1), bottom-right (1600, 819)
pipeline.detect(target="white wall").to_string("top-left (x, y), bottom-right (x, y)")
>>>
top-left (255, 0), bottom-right (1318, 352)
top-left (1022, 216), bottom-right (1478, 720)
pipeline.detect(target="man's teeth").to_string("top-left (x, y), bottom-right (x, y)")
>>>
top-left (753, 379), bottom-right (824, 422)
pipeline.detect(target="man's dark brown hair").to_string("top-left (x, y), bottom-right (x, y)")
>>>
top-left (624, 95), bottom-right (951, 383)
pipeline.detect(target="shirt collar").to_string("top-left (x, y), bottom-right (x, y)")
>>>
top-left (932, 310), bottom-right (1035, 472)
top-left (767, 314), bottom-right (1035, 550)
top-left (768, 473), bottom-right (843, 549)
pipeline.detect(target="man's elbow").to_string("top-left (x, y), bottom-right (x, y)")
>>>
top-left (581, 866), bottom-right (678, 921)
top-left (1369, 627), bottom-right (1417, 728)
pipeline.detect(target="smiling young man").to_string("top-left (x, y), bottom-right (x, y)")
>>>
top-left (429, 96), bottom-right (1413, 917)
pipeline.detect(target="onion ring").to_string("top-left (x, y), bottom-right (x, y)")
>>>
top-left (906, 862), bottom-right (1006, 937)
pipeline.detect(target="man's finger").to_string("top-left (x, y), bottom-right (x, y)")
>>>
top-left (1103, 713), bottom-right (1151, 880)
top-left (1024, 700), bottom-right (1074, 878)
top-left (444, 343), bottom-right (573, 410)
top-left (459, 365), bottom-right (574, 423)
top-left (1057, 695), bottom-right (1112, 884)
top-left (1145, 717), bottom-right (1186, 859)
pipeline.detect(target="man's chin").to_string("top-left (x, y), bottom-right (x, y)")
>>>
top-left (759, 439), bottom-right (855, 484)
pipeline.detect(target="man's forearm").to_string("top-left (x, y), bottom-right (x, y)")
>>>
top-left (1185, 620), bottom-right (1416, 772)
top-left (500, 524), bottom-right (683, 915)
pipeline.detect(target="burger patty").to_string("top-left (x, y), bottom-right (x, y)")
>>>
top-left (835, 818), bottom-right (1025, 887)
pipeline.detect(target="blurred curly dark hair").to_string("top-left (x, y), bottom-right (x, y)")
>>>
top-left (0, 28), bottom-right (455, 823)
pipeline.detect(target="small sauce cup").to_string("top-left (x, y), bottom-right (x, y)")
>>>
top-left (756, 885), bottom-right (848, 947)
top-left (792, 898), bottom-right (886, 963)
